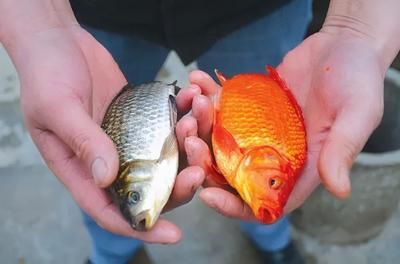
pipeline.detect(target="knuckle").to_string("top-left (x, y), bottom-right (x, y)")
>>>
top-left (70, 132), bottom-right (92, 159)
top-left (341, 136), bottom-right (360, 165)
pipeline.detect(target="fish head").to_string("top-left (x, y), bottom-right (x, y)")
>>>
top-left (117, 162), bottom-right (161, 231)
top-left (236, 146), bottom-right (295, 224)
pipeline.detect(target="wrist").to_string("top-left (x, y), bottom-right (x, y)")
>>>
top-left (0, 0), bottom-right (77, 49)
top-left (321, 0), bottom-right (400, 71)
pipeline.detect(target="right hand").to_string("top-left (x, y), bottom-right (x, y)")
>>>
top-left (11, 25), bottom-right (204, 243)
top-left (177, 30), bottom-right (386, 222)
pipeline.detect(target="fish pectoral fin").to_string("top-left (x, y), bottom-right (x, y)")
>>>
top-left (158, 132), bottom-right (179, 162)
top-left (213, 124), bottom-right (242, 157)
top-left (209, 162), bottom-right (229, 185)
top-left (212, 124), bottom-right (243, 182)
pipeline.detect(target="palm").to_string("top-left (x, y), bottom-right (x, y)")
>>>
top-left (70, 28), bottom-right (127, 124)
top-left (20, 27), bottom-right (138, 235)
top-left (277, 32), bottom-right (384, 211)
top-left (20, 27), bottom-right (199, 242)
top-left (183, 31), bottom-right (384, 220)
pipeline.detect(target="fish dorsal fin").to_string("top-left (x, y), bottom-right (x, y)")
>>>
top-left (158, 132), bottom-right (178, 162)
top-left (168, 94), bottom-right (178, 127)
top-left (212, 69), bottom-right (227, 123)
top-left (168, 80), bottom-right (182, 95)
top-left (265, 66), bottom-right (287, 91)
top-left (214, 69), bottom-right (227, 84)
top-left (265, 65), bottom-right (305, 128)
top-left (212, 86), bottom-right (223, 127)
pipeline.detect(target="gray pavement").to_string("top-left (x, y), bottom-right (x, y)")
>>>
top-left (1, 45), bottom-right (400, 264)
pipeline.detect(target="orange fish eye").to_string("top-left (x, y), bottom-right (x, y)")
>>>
top-left (269, 177), bottom-right (283, 190)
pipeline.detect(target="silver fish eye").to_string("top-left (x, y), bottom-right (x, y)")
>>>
top-left (127, 191), bottom-right (141, 205)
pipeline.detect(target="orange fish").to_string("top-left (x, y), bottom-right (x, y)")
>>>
top-left (211, 66), bottom-right (307, 224)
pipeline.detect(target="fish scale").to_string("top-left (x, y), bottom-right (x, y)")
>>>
top-left (212, 66), bottom-right (307, 224)
top-left (101, 81), bottom-right (179, 230)
top-left (219, 74), bottom-right (306, 170)
top-left (102, 82), bottom-right (174, 163)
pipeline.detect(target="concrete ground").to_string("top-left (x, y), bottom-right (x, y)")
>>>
top-left (1, 45), bottom-right (400, 264)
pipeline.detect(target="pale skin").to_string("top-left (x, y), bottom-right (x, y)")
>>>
top-left (178, 0), bottom-right (400, 220)
top-left (0, 0), bottom-right (399, 242)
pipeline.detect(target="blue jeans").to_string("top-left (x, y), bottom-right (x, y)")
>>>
top-left (82, 0), bottom-right (312, 263)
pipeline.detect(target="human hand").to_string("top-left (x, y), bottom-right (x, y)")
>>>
top-left (9, 25), bottom-right (204, 243)
top-left (179, 30), bottom-right (386, 222)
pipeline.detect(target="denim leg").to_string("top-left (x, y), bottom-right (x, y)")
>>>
top-left (197, 0), bottom-right (312, 76)
top-left (82, 211), bottom-right (141, 264)
top-left (80, 25), bottom-right (169, 264)
top-left (197, 0), bottom-right (312, 252)
top-left (84, 25), bottom-right (170, 84)
top-left (240, 217), bottom-right (291, 252)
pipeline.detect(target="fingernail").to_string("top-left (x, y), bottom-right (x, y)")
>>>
top-left (92, 157), bottom-right (108, 185)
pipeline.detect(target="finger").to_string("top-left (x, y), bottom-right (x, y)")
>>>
top-left (185, 136), bottom-right (218, 187)
top-left (175, 115), bottom-right (198, 154)
top-left (42, 98), bottom-right (119, 187)
top-left (199, 188), bottom-right (256, 221)
top-left (32, 129), bottom-right (181, 243)
top-left (319, 100), bottom-right (383, 199)
top-left (80, 184), bottom-right (181, 243)
top-left (189, 70), bottom-right (219, 96)
top-left (192, 94), bottom-right (213, 142)
top-left (176, 84), bottom-right (201, 115)
top-left (163, 166), bottom-right (205, 212)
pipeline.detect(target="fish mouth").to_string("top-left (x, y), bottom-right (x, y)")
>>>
top-left (257, 205), bottom-right (282, 224)
top-left (120, 204), bottom-right (155, 231)
top-left (128, 210), bottom-right (154, 231)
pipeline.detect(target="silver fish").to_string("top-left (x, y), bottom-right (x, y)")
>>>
top-left (101, 81), bottom-right (179, 231)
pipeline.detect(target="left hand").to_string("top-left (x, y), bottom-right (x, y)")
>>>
top-left (15, 25), bottom-right (204, 242)
top-left (176, 29), bottom-right (385, 221)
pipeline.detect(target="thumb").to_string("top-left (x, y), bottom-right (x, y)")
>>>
top-left (319, 100), bottom-right (383, 199)
top-left (45, 99), bottom-right (119, 187)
